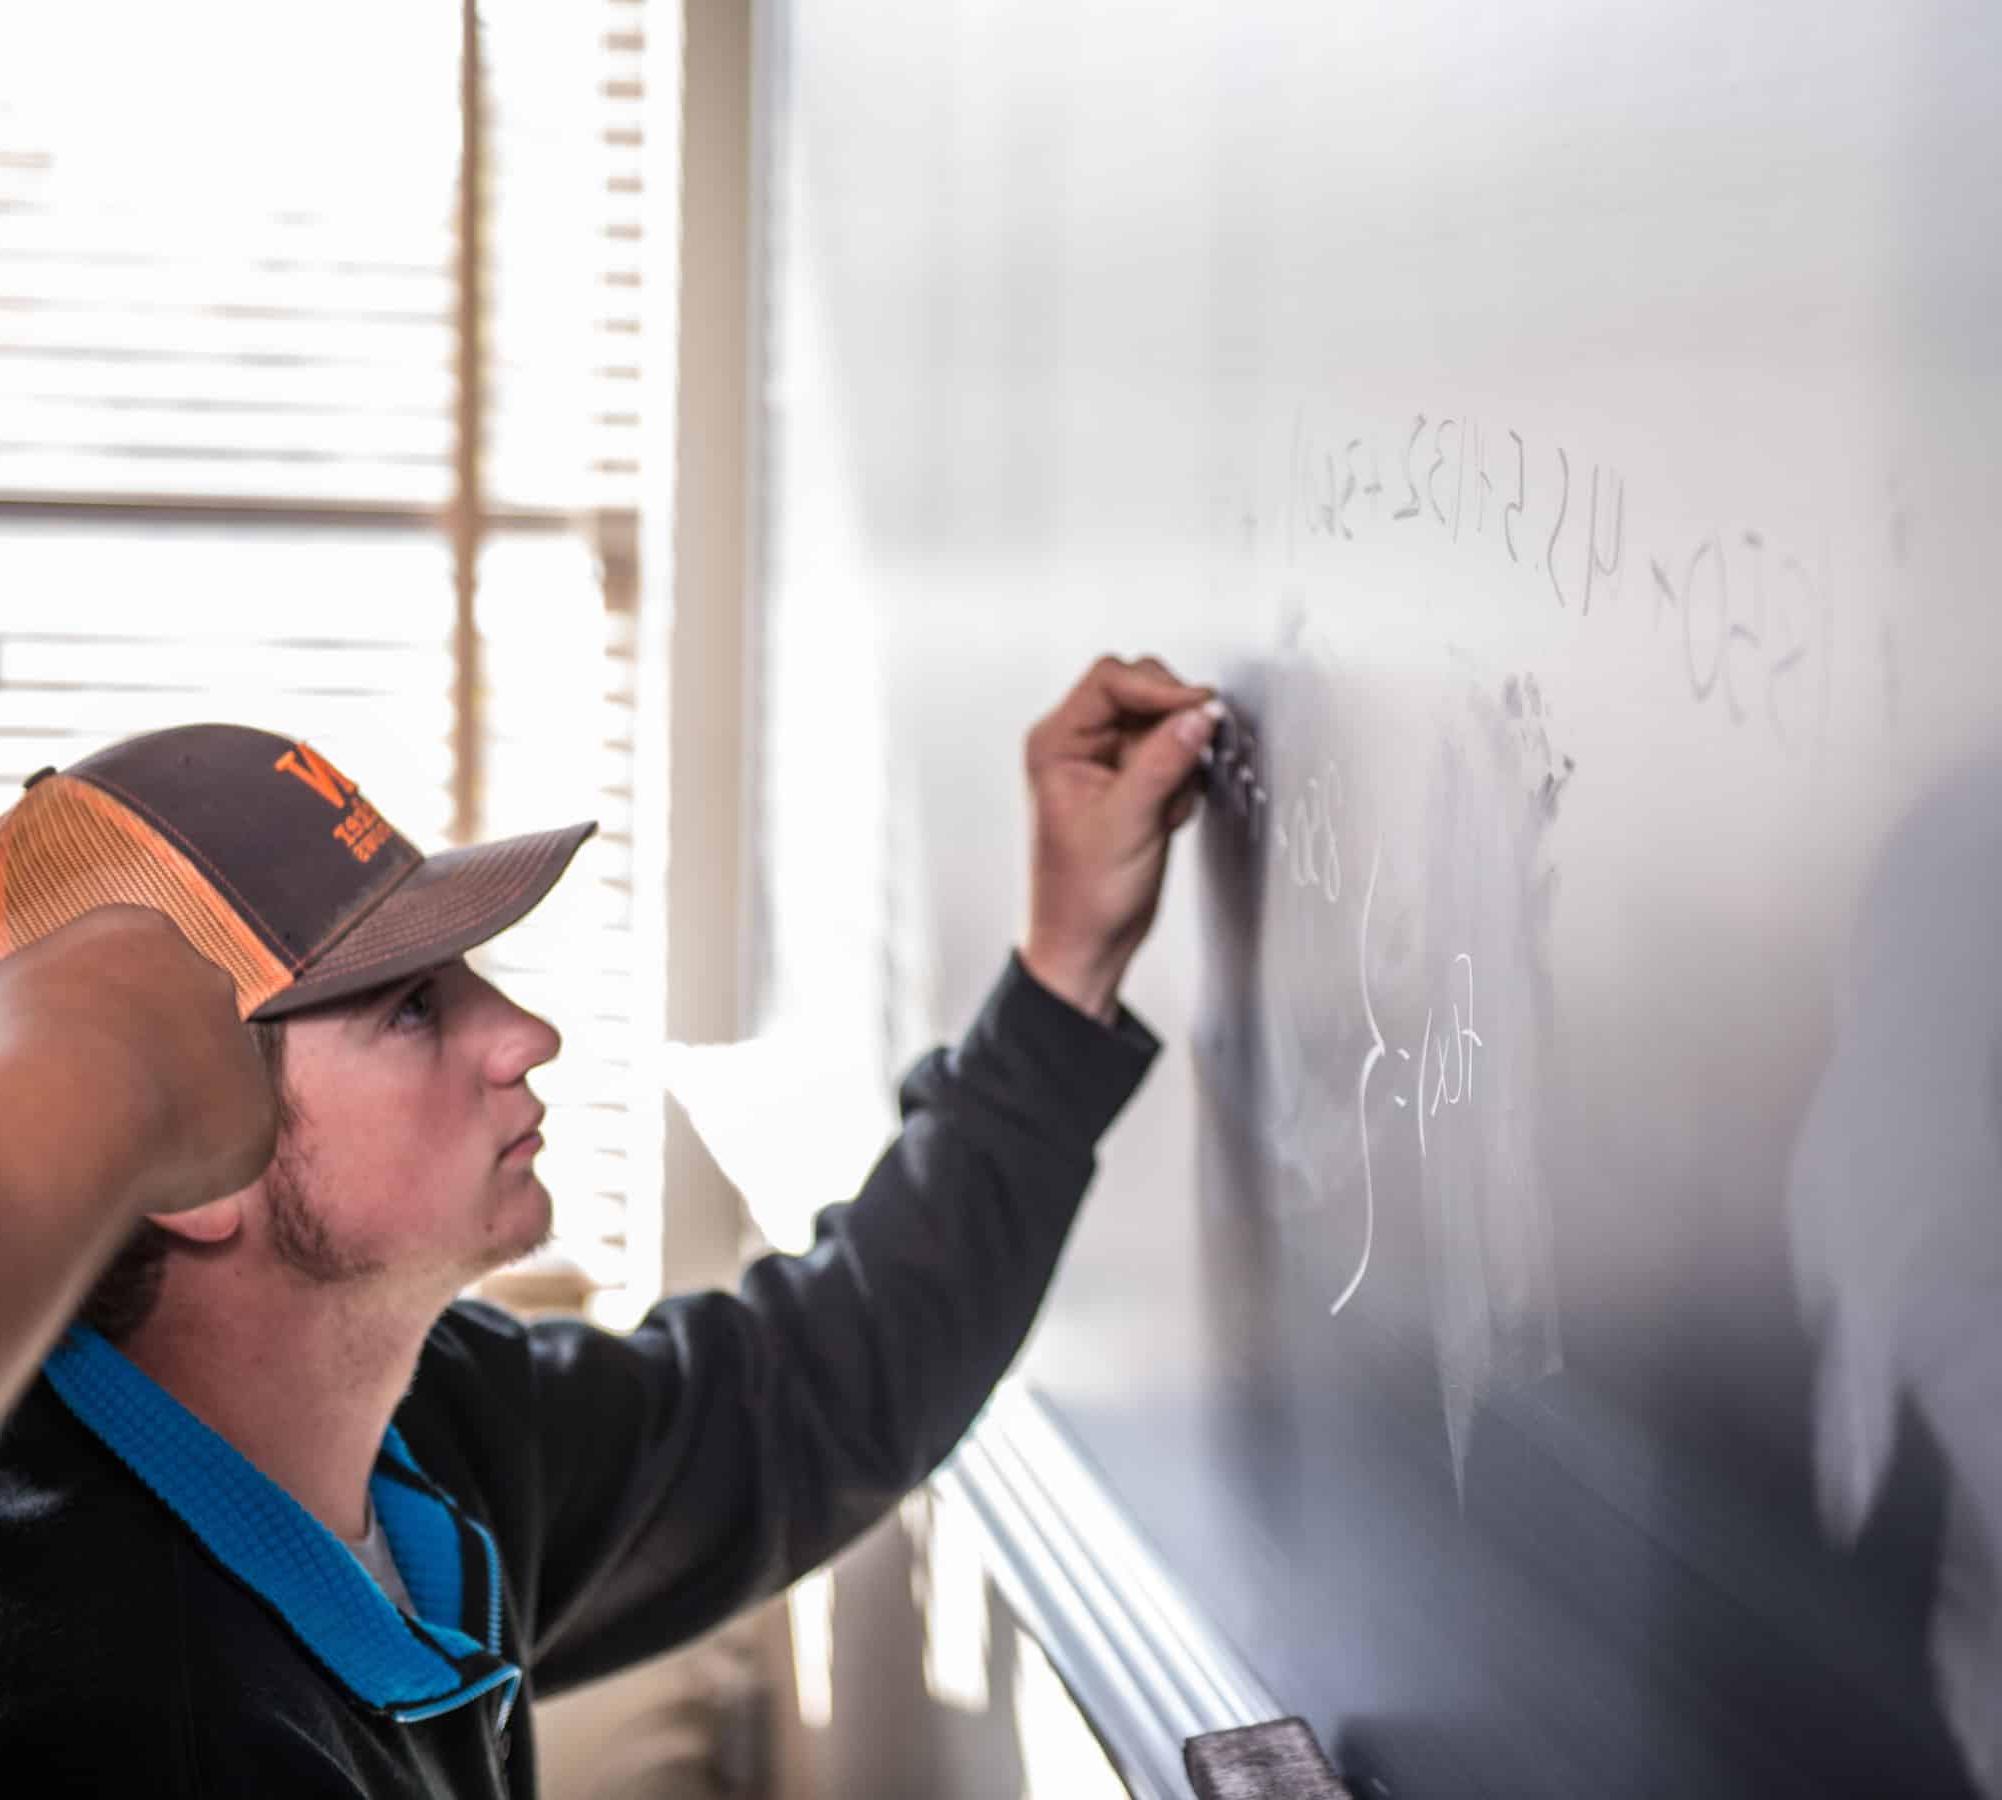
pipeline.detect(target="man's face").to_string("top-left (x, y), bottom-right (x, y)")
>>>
top-left (263, 958), bottom-right (561, 1295)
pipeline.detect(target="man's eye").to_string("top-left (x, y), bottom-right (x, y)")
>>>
top-left (390, 982), bottom-right (438, 1031)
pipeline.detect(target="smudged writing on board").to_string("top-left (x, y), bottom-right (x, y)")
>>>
top-left (1502, 672), bottom-right (1576, 818)
top-left (1204, 712), bottom-right (1483, 1318)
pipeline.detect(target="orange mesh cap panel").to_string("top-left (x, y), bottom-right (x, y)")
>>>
top-left (0, 775), bottom-right (294, 1020)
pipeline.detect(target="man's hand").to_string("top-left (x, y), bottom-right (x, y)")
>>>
top-left (0, 906), bottom-right (277, 1218)
top-left (1021, 655), bottom-right (1219, 1022)
top-left (0, 907), bottom-right (278, 1414)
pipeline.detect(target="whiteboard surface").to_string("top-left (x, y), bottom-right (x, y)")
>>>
top-left (756, 5), bottom-right (2002, 1793)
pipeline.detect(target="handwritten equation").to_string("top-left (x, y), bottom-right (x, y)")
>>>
top-left (1215, 407), bottom-right (1842, 754)
top-left (1394, 952), bottom-right (1483, 1161)
top-left (1206, 712), bottom-right (1482, 1317)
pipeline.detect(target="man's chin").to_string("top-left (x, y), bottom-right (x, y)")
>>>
top-left (475, 1180), bottom-right (557, 1278)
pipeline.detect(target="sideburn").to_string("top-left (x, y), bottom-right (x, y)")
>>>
top-left (263, 1132), bottom-right (385, 1285)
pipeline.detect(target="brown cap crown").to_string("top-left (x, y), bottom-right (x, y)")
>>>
top-left (0, 725), bottom-right (594, 1019)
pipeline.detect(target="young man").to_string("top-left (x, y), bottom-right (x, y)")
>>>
top-left (0, 654), bottom-right (1219, 1796)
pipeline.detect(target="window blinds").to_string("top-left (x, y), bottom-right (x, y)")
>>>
top-left (0, 0), bottom-right (666, 1316)
top-left (0, 3), bottom-right (460, 507)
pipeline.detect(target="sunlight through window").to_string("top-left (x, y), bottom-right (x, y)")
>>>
top-left (1013, 1627), bottom-right (1128, 1800)
top-left (909, 1490), bottom-right (993, 1716)
top-left (788, 1566), bottom-right (836, 1731)
top-left (0, 0), bottom-right (669, 1314)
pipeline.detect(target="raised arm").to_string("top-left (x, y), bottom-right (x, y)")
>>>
top-left (410, 655), bottom-right (1222, 1691)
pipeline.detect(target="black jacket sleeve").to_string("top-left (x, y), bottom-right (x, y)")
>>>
top-left (411, 955), bottom-right (1156, 1700)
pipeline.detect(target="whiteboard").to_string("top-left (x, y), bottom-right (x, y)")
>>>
top-left (755, 4), bottom-right (2002, 1793)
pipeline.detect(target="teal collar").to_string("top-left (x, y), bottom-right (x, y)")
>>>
top-left (44, 1326), bottom-right (521, 1726)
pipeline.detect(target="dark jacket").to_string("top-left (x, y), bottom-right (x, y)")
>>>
top-left (0, 956), bottom-right (1156, 1795)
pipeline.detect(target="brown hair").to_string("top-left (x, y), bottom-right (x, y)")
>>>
top-left (77, 1017), bottom-right (291, 1344)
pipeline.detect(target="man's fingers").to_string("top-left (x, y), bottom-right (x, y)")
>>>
top-left (1112, 701), bottom-right (1222, 825)
top-left (1032, 656), bottom-right (1209, 762)
top-left (214, 1100), bottom-right (280, 1198)
top-left (1093, 657), bottom-right (1209, 718)
top-left (1129, 654), bottom-right (1185, 689)
top-left (167, 1072), bottom-right (279, 1213)
top-left (1028, 658), bottom-right (1213, 775)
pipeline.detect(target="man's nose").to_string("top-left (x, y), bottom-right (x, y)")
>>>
top-left (481, 987), bottom-right (562, 1085)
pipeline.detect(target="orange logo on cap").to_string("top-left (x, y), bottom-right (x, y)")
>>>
top-left (274, 743), bottom-right (393, 863)
top-left (273, 743), bottom-right (357, 810)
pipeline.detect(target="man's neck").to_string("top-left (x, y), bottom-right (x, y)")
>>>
top-left (122, 1280), bottom-right (442, 1543)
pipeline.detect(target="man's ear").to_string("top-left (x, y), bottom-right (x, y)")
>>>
top-left (147, 1195), bottom-right (243, 1246)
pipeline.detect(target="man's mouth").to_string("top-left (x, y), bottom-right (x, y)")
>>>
top-left (500, 1111), bottom-right (547, 1160)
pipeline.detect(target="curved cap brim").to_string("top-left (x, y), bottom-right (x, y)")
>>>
top-left (249, 820), bottom-right (597, 1020)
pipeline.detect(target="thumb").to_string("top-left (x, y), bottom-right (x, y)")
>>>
top-left (1114, 701), bottom-right (1220, 827)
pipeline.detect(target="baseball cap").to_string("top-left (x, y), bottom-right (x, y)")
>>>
top-left (0, 724), bottom-right (596, 1021)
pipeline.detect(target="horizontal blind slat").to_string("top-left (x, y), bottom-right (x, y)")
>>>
top-left (0, 205), bottom-right (454, 272)
top-left (0, 256), bottom-right (453, 319)
top-left (0, 638), bottom-right (452, 693)
top-left (0, 352), bottom-right (455, 413)
top-left (0, 450), bottom-right (454, 506)
top-left (0, 305), bottom-right (454, 365)
top-left (0, 396), bottom-right (456, 461)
